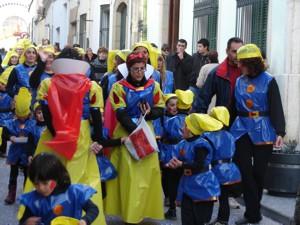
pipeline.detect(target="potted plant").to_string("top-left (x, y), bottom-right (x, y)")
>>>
top-left (264, 140), bottom-right (300, 196)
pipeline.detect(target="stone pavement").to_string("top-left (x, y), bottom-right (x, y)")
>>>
top-left (0, 158), bottom-right (281, 225)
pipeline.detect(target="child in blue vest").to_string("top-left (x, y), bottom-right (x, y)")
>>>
top-left (167, 113), bottom-right (221, 225)
top-left (0, 74), bottom-right (13, 157)
top-left (203, 107), bottom-right (241, 225)
top-left (159, 90), bottom-right (193, 220)
top-left (2, 88), bottom-right (36, 204)
top-left (19, 153), bottom-right (99, 225)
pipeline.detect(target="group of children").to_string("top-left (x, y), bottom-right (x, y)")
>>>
top-left (156, 89), bottom-right (241, 225)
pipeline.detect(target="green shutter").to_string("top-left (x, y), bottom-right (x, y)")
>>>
top-left (193, 0), bottom-right (218, 51)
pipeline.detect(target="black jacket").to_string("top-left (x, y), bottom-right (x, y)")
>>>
top-left (190, 52), bottom-right (209, 87)
top-left (166, 52), bottom-right (192, 90)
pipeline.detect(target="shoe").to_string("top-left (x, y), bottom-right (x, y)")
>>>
top-left (235, 217), bottom-right (261, 225)
top-left (208, 219), bottom-right (228, 225)
top-left (4, 185), bottom-right (17, 205)
top-left (229, 197), bottom-right (241, 209)
top-left (164, 208), bottom-right (177, 220)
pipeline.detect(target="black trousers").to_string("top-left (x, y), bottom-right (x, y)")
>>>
top-left (162, 167), bottom-right (182, 209)
top-left (181, 194), bottom-right (214, 225)
top-left (217, 185), bottom-right (231, 222)
top-left (0, 127), bottom-right (9, 154)
top-left (9, 164), bottom-right (28, 188)
top-left (234, 134), bottom-right (273, 223)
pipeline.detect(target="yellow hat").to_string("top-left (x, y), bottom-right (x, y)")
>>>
top-left (209, 106), bottom-right (230, 126)
top-left (42, 45), bottom-right (55, 55)
top-left (51, 216), bottom-right (79, 225)
top-left (163, 93), bottom-right (177, 104)
top-left (74, 47), bottom-right (85, 56)
top-left (19, 44), bottom-right (37, 64)
top-left (15, 88), bottom-right (32, 117)
top-left (107, 50), bottom-right (119, 73)
top-left (132, 41), bottom-right (161, 69)
top-left (116, 49), bottom-right (130, 62)
top-left (185, 113), bottom-right (223, 135)
top-left (237, 44), bottom-right (262, 60)
top-left (0, 66), bottom-right (15, 85)
top-left (1, 50), bottom-right (19, 67)
top-left (175, 89), bottom-right (194, 110)
top-left (33, 102), bottom-right (41, 111)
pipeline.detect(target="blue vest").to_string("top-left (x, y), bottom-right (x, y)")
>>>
top-left (158, 114), bottom-right (187, 164)
top-left (107, 73), bottom-right (118, 96)
top-left (14, 64), bottom-right (36, 94)
top-left (4, 119), bottom-right (36, 166)
top-left (177, 137), bottom-right (220, 202)
top-left (202, 131), bottom-right (241, 185)
top-left (19, 184), bottom-right (96, 225)
top-left (152, 70), bottom-right (174, 94)
top-left (0, 92), bottom-right (13, 121)
top-left (230, 72), bottom-right (276, 144)
top-left (82, 92), bottom-right (90, 120)
top-left (33, 124), bottom-right (46, 145)
top-left (123, 81), bottom-right (155, 122)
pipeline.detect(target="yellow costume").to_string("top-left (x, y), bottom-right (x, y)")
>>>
top-left (105, 79), bottom-right (165, 223)
top-left (19, 78), bottom-right (106, 225)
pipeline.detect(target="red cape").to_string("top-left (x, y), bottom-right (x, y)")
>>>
top-left (44, 74), bottom-right (91, 160)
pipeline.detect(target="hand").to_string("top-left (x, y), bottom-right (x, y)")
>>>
top-left (274, 135), bottom-right (284, 148)
top-left (10, 136), bottom-right (17, 143)
top-left (38, 51), bottom-right (48, 62)
top-left (90, 142), bottom-right (103, 154)
top-left (139, 102), bottom-right (151, 115)
top-left (24, 217), bottom-right (41, 225)
top-left (121, 137), bottom-right (127, 144)
top-left (28, 156), bottom-right (33, 164)
top-left (78, 219), bottom-right (87, 225)
top-left (166, 157), bottom-right (183, 169)
top-left (177, 52), bottom-right (184, 60)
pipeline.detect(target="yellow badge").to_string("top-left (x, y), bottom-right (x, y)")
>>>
top-left (53, 205), bottom-right (64, 216)
top-left (246, 99), bottom-right (254, 109)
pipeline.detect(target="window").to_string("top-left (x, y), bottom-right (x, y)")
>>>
top-left (193, 0), bottom-right (218, 52)
top-left (99, 4), bottom-right (110, 48)
top-left (117, 3), bottom-right (127, 49)
top-left (79, 13), bottom-right (87, 49)
top-left (236, 0), bottom-right (269, 53)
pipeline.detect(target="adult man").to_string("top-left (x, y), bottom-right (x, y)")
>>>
top-left (189, 38), bottom-right (210, 92)
top-left (166, 39), bottom-right (192, 90)
top-left (193, 37), bottom-right (243, 115)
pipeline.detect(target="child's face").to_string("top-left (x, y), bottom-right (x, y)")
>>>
top-left (35, 109), bottom-right (44, 122)
top-left (0, 82), bottom-right (6, 91)
top-left (34, 180), bottom-right (56, 197)
top-left (166, 98), bottom-right (178, 115)
top-left (182, 124), bottom-right (192, 139)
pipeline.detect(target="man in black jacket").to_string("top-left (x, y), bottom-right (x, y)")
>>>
top-left (193, 37), bottom-right (243, 116)
top-left (190, 38), bottom-right (210, 90)
top-left (166, 39), bottom-right (192, 90)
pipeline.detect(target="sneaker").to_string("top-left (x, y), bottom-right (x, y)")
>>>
top-left (164, 208), bottom-right (177, 220)
top-left (235, 217), bottom-right (261, 225)
top-left (208, 219), bottom-right (228, 225)
top-left (229, 197), bottom-right (241, 209)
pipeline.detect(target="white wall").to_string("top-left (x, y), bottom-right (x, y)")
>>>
top-left (178, 0), bottom-right (194, 54)
top-left (216, 0), bottom-right (237, 61)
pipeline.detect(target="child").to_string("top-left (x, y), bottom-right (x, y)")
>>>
top-left (0, 75), bottom-right (13, 157)
top-left (19, 153), bottom-right (99, 225)
top-left (203, 107), bottom-right (241, 225)
top-left (160, 90), bottom-right (194, 220)
top-left (2, 88), bottom-right (36, 204)
top-left (167, 113), bottom-right (221, 225)
top-left (27, 102), bottom-right (46, 163)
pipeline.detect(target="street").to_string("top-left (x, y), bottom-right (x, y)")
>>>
top-left (0, 157), bottom-right (281, 225)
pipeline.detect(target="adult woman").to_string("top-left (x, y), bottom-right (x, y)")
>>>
top-left (153, 54), bottom-right (174, 94)
top-left (6, 45), bottom-right (37, 97)
top-left (30, 46), bottom-right (55, 102)
top-left (105, 52), bottom-right (165, 224)
top-left (230, 44), bottom-right (285, 225)
top-left (91, 47), bottom-right (108, 82)
top-left (20, 47), bottom-right (107, 225)
top-left (84, 47), bottom-right (97, 64)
